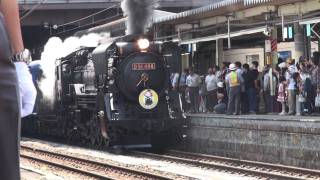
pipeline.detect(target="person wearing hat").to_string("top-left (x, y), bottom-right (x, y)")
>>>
top-left (285, 58), bottom-right (297, 115)
top-left (214, 82), bottom-right (227, 114)
top-left (225, 63), bottom-right (244, 115)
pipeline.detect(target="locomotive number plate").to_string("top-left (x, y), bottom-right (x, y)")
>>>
top-left (132, 63), bottom-right (156, 70)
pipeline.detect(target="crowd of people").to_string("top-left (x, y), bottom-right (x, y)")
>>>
top-left (172, 52), bottom-right (320, 116)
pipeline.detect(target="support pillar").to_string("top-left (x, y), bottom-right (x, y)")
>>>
top-left (271, 27), bottom-right (278, 66)
top-left (264, 26), bottom-right (278, 102)
top-left (216, 39), bottom-right (224, 66)
top-left (294, 22), bottom-right (305, 62)
top-left (265, 27), bottom-right (278, 66)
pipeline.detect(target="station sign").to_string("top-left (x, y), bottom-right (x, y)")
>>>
top-left (306, 24), bottom-right (312, 37)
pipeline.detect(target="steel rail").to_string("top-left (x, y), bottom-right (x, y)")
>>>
top-left (21, 154), bottom-right (112, 179)
top-left (168, 150), bottom-right (320, 178)
top-left (21, 145), bottom-right (171, 180)
top-left (131, 150), bottom-right (320, 180)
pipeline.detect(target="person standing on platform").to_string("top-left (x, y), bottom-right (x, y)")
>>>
top-left (263, 66), bottom-right (277, 113)
top-left (199, 75), bottom-right (207, 113)
top-left (235, 61), bottom-right (243, 75)
top-left (311, 52), bottom-right (320, 114)
top-left (0, 0), bottom-right (25, 179)
top-left (205, 67), bottom-right (219, 112)
top-left (14, 49), bottom-right (37, 118)
top-left (217, 62), bottom-right (230, 82)
top-left (225, 63), bottom-right (244, 115)
top-left (299, 62), bottom-right (313, 114)
top-left (186, 67), bottom-right (201, 113)
top-left (286, 58), bottom-right (297, 115)
top-left (241, 64), bottom-right (250, 114)
top-left (247, 61), bottom-right (260, 114)
top-left (277, 76), bottom-right (287, 115)
top-left (171, 71), bottom-right (190, 112)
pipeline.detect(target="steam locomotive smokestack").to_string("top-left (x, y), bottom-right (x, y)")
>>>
top-left (121, 0), bottom-right (157, 35)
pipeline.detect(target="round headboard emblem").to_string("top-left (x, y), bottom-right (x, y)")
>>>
top-left (138, 89), bottom-right (159, 110)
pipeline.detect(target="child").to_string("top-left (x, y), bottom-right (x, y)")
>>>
top-left (277, 76), bottom-right (287, 115)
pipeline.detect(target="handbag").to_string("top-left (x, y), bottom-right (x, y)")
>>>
top-left (298, 94), bottom-right (306, 103)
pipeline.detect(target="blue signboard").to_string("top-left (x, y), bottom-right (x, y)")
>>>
top-left (278, 51), bottom-right (292, 62)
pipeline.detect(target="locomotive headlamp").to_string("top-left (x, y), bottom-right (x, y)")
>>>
top-left (137, 38), bottom-right (150, 50)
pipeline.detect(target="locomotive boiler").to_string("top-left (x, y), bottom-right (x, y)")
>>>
top-left (26, 35), bottom-right (184, 148)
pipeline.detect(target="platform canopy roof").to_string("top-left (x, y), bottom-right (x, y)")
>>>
top-left (153, 0), bottom-right (303, 24)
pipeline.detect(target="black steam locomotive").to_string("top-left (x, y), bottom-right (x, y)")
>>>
top-left (25, 35), bottom-right (184, 148)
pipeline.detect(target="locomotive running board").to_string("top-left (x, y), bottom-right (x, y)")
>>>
top-left (112, 144), bottom-right (152, 149)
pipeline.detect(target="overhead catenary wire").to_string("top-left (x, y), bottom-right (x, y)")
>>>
top-left (54, 13), bottom-right (122, 35)
top-left (56, 4), bottom-right (120, 28)
top-left (20, 2), bottom-right (120, 26)
top-left (20, 0), bottom-right (48, 21)
top-left (53, 4), bottom-right (121, 36)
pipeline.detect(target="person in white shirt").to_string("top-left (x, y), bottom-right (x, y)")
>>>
top-left (285, 58), bottom-right (297, 115)
top-left (170, 69), bottom-right (189, 112)
top-left (263, 66), bottom-right (277, 113)
top-left (14, 49), bottom-right (37, 117)
top-left (186, 67), bottom-right (201, 113)
top-left (205, 67), bottom-right (219, 112)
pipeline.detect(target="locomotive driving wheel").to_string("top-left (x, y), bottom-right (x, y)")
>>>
top-left (88, 114), bottom-right (109, 148)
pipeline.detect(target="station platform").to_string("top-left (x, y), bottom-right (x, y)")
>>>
top-left (177, 114), bottom-right (320, 170)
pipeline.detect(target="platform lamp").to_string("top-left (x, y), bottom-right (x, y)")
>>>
top-left (43, 22), bottom-right (58, 36)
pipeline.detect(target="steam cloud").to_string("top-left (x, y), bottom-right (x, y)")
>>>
top-left (38, 33), bottom-right (107, 110)
top-left (121, 0), bottom-right (157, 35)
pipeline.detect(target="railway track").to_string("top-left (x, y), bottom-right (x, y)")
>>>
top-left (131, 150), bottom-right (320, 180)
top-left (20, 145), bottom-right (171, 180)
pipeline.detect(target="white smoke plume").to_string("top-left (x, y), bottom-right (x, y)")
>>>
top-left (38, 33), bottom-right (105, 110)
top-left (121, 0), bottom-right (158, 35)
top-left (79, 33), bottom-right (102, 47)
top-left (39, 37), bottom-right (63, 110)
top-left (61, 36), bottom-right (81, 57)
